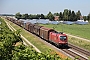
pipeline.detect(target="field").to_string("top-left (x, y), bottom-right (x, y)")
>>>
top-left (2, 18), bottom-right (90, 60)
top-left (6, 20), bottom-right (90, 51)
top-left (39, 23), bottom-right (90, 40)
top-left (39, 23), bottom-right (90, 51)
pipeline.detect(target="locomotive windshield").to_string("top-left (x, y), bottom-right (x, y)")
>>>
top-left (60, 36), bottom-right (67, 40)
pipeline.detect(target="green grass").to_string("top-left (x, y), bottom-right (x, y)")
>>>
top-left (39, 24), bottom-right (90, 51)
top-left (5, 19), bottom-right (72, 59)
top-left (5, 20), bottom-right (56, 53)
top-left (6, 20), bottom-right (90, 51)
top-left (1, 18), bottom-right (72, 59)
top-left (68, 36), bottom-right (90, 51)
top-left (39, 24), bottom-right (90, 40)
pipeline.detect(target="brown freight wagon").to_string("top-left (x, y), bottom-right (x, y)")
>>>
top-left (18, 20), bottom-right (21, 26)
top-left (10, 18), bottom-right (13, 22)
top-left (17, 20), bottom-right (20, 26)
top-left (29, 24), bottom-right (35, 33)
top-left (40, 27), bottom-right (55, 40)
top-left (6, 17), bottom-right (9, 20)
top-left (14, 20), bottom-right (18, 24)
top-left (12, 18), bottom-right (16, 23)
top-left (10, 17), bottom-right (12, 21)
top-left (33, 25), bottom-right (43, 35)
top-left (16, 20), bottom-right (20, 25)
top-left (17, 20), bottom-right (23, 27)
top-left (8, 17), bottom-right (11, 20)
top-left (25, 22), bottom-right (31, 31)
top-left (20, 20), bottom-right (24, 27)
top-left (21, 21), bottom-right (26, 28)
top-left (12, 18), bottom-right (15, 23)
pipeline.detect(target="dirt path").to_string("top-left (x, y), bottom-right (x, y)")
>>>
top-left (66, 33), bottom-right (90, 42)
top-left (3, 18), bottom-right (41, 53)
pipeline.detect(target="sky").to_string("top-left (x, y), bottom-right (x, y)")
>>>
top-left (0, 0), bottom-right (90, 15)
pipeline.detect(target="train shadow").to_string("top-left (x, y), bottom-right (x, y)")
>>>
top-left (59, 46), bottom-right (70, 49)
top-left (48, 41), bottom-right (71, 49)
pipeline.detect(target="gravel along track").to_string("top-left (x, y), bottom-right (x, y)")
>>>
top-left (4, 17), bottom-right (90, 60)
top-left (62, 49), bottom-right (88, 60)
top-left (4, 18), bottom-right (68, 59)
top-left (68, 43), bottom-right (90, 57)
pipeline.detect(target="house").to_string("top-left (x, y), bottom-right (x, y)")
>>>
top-left (54, 16), bottom-right (59, 21)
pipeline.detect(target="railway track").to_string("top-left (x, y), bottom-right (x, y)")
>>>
top-left (62, 49), bottom-right (88, 60)
top-left (4, 17), bottom-right (90, 60)
top-left (33, 37), bottom-right (89, 60)
top-left (68, 43), bottom-right (90, 57)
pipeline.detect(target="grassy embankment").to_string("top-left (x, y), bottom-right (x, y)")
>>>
top-left (5, 20), bottom-right (51, 53)
top-left (39, 24), bottom-right (90, 51)
top-left (6, 18), bottom-right (90, 51)
top-left (4, 19), bottom-right (69, 59)
top-left (1, 17), bottom-right (69, 60)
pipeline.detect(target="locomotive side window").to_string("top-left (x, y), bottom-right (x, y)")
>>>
top-left (60, 36), bottom-right (66, 40)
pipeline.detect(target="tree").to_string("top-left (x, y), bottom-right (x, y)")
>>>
top-left (63, 9), bottom-right (69, 21)
top-left (54, 13), bottom-right (59, 16)
top-left (83, 16), bottom-right (87, 21)
top-left (59, 12), bottom-right (63, 20)
top-left (41, 14), bottom-right (44, 19)
top-left (76, 10), bottom-right (81, 20)
top-left (24, 14), bottom-right (29, 19)
top-left (87, 13), bottom-right (90, 21)
top-left (44, 15), bottom-right (48, 19)
top-left (36, 14), bottom-right (41, 19)
top-left (22, 14), bottom-right (29, 19)
top-left (15, 12), bottom-right (22, 20)
top-left (68, 10), bottom-right (72, 21)
top-left (71, 11), bottom-right (76, 21)
top-left (29, 14), bottom-right (33, 19)
top-left (25, 14), bottom-right (29, 19)
top-left (47, 12), bottom-right (54, 21)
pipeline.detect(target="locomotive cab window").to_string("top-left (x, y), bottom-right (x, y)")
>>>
top-left (60, 36), bottom-right (66, 40)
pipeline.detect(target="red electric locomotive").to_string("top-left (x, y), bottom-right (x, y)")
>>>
top-left (49, 32), bottom-right (68, 46)
top-left (5, 17), bottom-right (68, 47)
top-left (40, 26), bottom-right (68, 47)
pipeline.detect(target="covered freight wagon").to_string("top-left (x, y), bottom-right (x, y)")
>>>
top-left (20, 20), bottom-right (24, 27)
top-left (25, 22), bottom-right (31, 31)
top-left (17, 20), bottom-right (21, 26)
top-left (40, 27), bottom-right (55, 40)
top-left (14, 19), bottom-right (18, 24)
top-left (21, 21), bottom-right (27, 29)
top-left (29, 24), bottom-right (35, 33)
top-left (33, 25), bottom-right (43, 35)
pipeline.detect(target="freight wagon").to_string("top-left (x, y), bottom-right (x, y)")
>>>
top-left (5, 17), bottom-right (68, 47)
top-left (40, 27), bottom-right (55, 40)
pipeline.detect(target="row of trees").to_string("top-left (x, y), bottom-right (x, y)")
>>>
top-left (15, 9), bottom-right (90, 21)
top-left (15, 13), bottom-right (46, 20)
